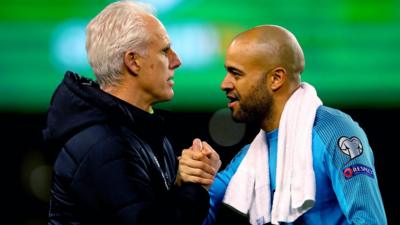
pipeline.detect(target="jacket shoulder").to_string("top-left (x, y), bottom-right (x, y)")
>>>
top-left (53, 124), bottom-right (129, 178)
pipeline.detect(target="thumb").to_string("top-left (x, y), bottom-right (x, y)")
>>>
top-left (192, 138), bottom-right (203, 152)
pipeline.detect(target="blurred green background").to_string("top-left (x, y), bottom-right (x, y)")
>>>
top-left (1, 0), bottom-right (399, 113)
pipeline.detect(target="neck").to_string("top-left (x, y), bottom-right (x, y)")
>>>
top-left (102, 83), bottom-right (153, 113)
top-left (260, 81), bottom-right (301, 132)
top-left (260, 103), bottom-right (281, 132)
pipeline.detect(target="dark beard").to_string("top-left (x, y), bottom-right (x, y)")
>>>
top-left (231, 82), bottom-right (273, 126)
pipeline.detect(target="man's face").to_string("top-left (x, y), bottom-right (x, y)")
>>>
top-left (137, 15), bottom-right (181, 104)
top-left (221, 40), bottom-right (274, 124)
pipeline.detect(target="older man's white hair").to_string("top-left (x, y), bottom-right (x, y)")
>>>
top-left (86, 0), bottom-right (155, 88)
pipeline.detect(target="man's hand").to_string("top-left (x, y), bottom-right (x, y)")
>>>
top-left (201, 141), bottom-right (222, 175)
top-left (176, 139), bottom-right (221, 190)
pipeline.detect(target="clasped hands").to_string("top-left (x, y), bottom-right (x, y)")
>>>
top-left (176, 138), bottom-right (222, 190)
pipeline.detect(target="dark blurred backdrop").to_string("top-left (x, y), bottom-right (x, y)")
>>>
top-left (3, 108), bottom-right (399, 224)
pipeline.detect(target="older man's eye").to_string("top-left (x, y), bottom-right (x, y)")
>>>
top-left (162, 46), bottom-right (171, 55)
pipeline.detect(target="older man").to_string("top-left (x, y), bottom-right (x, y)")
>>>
top-left (43, 1), bottom-right (219, 224)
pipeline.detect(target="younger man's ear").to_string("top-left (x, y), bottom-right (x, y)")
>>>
top-left (270, 67), bottom-right (286, 91)
top-left (124, 51), bottom-right (140, 76)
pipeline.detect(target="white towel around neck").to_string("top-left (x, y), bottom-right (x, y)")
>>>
top-left (222, 82), bottom-right (322, 225)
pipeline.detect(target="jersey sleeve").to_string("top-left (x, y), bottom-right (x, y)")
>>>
top-left (317, 111), bottom-right (387, 225)
top-left (202, 145), bottom-right (250, 225)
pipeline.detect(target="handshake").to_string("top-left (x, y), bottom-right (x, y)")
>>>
top-left (176, 138), bottom-right (222, 190)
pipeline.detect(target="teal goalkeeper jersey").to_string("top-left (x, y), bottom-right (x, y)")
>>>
top-left (204, 106), bottom-right (387, 225)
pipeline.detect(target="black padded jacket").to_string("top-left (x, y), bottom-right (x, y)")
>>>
top-left (43, 71), bottom-right (209, 225)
